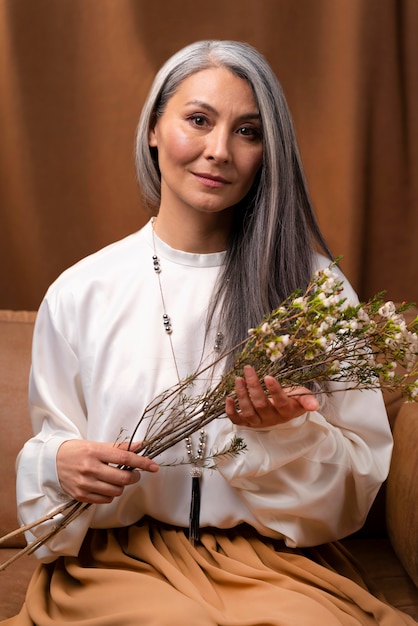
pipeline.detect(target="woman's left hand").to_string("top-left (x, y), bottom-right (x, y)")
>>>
top-left (225, 365), bottom-right (319, 428)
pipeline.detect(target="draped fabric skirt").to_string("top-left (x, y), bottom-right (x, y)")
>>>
top-left (3, 519), bottom-right (416, 626)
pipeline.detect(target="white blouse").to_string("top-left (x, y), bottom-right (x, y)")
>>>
top-left (16, 220), bottom-right (393, 561)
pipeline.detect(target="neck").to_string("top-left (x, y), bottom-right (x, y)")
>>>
top-left (152, 209), bottom-right (232, 253)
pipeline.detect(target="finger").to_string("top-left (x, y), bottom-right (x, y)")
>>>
top-left (263, 375), bottom-right (292, 410)
top-left (265, 377), bottom-right (319, 417)
top-left (99, 464), bottom-right (141, 488)
top-left (234, 375), bottom-right (262, 425)
top-left (72, 479), bottom-right (131, 504)
top-left (225, 395), bottom-right (237, 418)
top-left (99, 445), bottom-right (160, 473)
top-left (288, 390), bottom-right (319, 412)
top-left (117, 440), bottom-right (144, 454)
top-left (225, 395), bottom-right (248, 426)
top-left (68, 462), bottom-right (141, 499)
top-left (242, 366), bottom-right (272, 414)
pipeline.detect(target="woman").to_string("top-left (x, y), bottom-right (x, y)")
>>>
top-left (5, 40), bottom-right (414, 625)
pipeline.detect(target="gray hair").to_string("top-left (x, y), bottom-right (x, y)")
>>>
top-left (135, 40), bottom-right (332, 358)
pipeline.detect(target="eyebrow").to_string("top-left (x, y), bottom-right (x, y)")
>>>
top-left (185, 100), bottom-right (261, 122)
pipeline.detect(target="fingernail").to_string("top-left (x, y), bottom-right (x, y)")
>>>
top-left (243, 367), bottom-right (257, 380)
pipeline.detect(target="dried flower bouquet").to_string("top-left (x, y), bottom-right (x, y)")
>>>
top-left (1, 262), bottom-right (418, 569)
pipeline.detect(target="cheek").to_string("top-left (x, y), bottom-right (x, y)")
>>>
top-left (159, 128), bottom-right (200, 166)
top-left (241, 151), bottom-right (263, 188)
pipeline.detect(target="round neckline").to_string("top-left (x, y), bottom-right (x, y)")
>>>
top-left (144, 219), bottom-right (226, 268)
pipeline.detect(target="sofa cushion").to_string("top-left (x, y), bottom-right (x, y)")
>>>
top-left (0, 311), bottom-right (37, 548)
top-left (386, 401), bottom-right (418, 588)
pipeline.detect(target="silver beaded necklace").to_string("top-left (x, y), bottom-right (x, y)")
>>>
top-left (151, 218), bottom-right (224, 543)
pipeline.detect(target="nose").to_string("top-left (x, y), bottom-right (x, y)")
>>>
top-left (204, 126), bottom-right (230, 162)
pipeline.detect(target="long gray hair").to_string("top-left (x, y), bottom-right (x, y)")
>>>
top-left (135, 40), bottom-right (332, 358)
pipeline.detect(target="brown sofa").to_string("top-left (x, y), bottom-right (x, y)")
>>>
top-left (1, 309), bottom-right (418, 621)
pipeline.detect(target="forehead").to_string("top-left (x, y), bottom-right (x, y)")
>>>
top-left (168, 67), bottom-right (259, 113)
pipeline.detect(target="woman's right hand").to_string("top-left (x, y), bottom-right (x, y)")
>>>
top-left (56, 439), bottom-right (159, 504)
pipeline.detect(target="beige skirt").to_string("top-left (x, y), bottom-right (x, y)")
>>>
top-left (3, 519), bottom-right (416, 625)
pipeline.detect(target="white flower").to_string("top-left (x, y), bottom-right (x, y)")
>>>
top-left (293, 297), bottom-right (307, 311)
top-left (316, 336), bottom-right (328, 348)
top-left (279, 334), bottom-right (291, 347)
top-left (267, 349), bottom-right (283, 363)
top-left (316, 321), bottom-right (330, 335)
top-left (322, 295), bottom-right (340, 307)
top-left (337, 324), bottom-right (350, 335)
top-left (266, 335), bottom-right (291, 359)
top-left (378, 301), bottom-right (396, 318)
top-left (357, 308), bottom-right (370, 323)
top-left (395, 320), bottom-right (407, 333)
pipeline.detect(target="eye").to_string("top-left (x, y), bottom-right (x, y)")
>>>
top-left (187, 114), bottom-right (209, 127)
top-left (237, 125), bottom-right (262, 140)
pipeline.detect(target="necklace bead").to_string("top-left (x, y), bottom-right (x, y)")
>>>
top-left (185, 429), bottom-right (207, 464)
top-left (162, 313), bottom-right (172, 334)
top-left (152, 255), bottom-right (161, 273)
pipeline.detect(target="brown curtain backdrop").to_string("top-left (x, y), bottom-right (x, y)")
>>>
top-left (0, 0), bottom-right (417, 311)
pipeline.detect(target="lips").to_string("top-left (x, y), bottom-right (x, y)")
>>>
top-left (192, 172), bottom-right (231, 187)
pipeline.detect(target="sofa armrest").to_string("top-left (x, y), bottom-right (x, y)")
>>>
top-left (386, 402), bottom-right (418, 588)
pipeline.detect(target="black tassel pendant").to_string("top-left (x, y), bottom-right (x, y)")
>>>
top-left (186, 430), bottom-right (206, 545)
top-left (189, 472), bottom-right (201, 544)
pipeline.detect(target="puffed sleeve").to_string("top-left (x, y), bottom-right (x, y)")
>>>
top-left (214, 385), bottom-right (392, 546)
top-left (214, 262), bottom-right (393, 547)
top-left (16, 295), bottom-right (95, 562)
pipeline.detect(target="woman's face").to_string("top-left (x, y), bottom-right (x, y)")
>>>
top-left (149, 67), bottom-right (263, 219)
